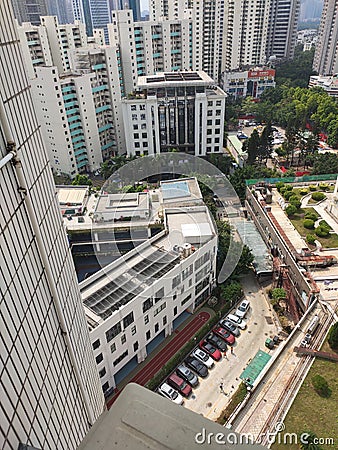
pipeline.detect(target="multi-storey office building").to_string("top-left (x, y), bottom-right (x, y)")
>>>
top-left (313, 0), bottom-right (338, 75)
top-left (31, 44), bottom-right (124, 176)
top-left (11, 0), bottom-right (48, 25)
top-left (18, 15), bottom-right (87, 77)
top-left (79, 178), bottom-right (217, 391)
top-left (71, 0), bottom-right (111, 42)
top-left (46, 0), bottom-right (75, 23)
top-left (109, 9), bottom-right (193, 94)
top-left (0, 1), bottom-right (105, 449)
top-left (122, 71), bottom-right (226, 156)
top-left (222, 68), bottom-right (276, 99)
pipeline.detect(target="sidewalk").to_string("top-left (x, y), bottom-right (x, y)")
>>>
top-left (106, 306), bottom-right (216, 408)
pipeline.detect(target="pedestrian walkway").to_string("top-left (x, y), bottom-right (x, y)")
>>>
top-left (106, 307), bottom-right (215, 408)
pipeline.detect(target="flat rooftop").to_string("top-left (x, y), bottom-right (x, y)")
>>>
top-left (159, 178), bottom-right (203, 206)
top-left (240, 349), bottom-right (272, 387)
top-left (95, 192), bottom-right (149, 214)
top-left (138, 71), bottom-right (214, 88)
top-left (57, 186), bottom-right (88, 205)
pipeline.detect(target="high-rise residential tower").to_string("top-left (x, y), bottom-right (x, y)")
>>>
top-left (313, 0), bottom-right (338, 75)
top-left (11, 0), bottom-right (48, 25)
top-left (0, 2), bottom-right (105, 449)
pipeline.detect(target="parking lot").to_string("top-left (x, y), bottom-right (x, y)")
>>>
top-left (180, 274), bottom-right (279, 420)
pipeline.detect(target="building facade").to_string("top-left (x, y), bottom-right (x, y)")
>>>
top-left (71, 0), bottom-right (111, 42)
top-left (0, 2), bottom-right (105, 449)
top-left (79, 178), bottom-right (217, 391)
top-left (309, 74), bottom-right (338, 97)
top-left (313, 0), bottom-right (338, 75)
top-left (109, 9), bottom-right (193, 95)
top-left (11, 0), bottom-right (48, 25)
top-left (18, 15), bottom-right (87, 77)
top-left (122, 71), bottom-right (226, 156)
top-left (222, 68), bottom-right (276, 99)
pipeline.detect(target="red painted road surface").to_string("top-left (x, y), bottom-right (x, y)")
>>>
top-left (106, 311), bottom-right (211, 408)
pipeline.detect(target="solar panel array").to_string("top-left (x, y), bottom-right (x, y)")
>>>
top-left (83, 248), bottom-right (179, 320)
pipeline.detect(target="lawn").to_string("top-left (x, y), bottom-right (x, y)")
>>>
top-left (272, 341), bottom-right (338, 450)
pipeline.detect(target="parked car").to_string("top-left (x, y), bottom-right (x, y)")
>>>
top-left (185, 356), bottom-right (208, 378)
top-left (158, 383), bottom-right (184, 405)
top-left (176, 364), bottom-right (199, 388)
top-left (191, 348), bottom-right (214, 368)
top-left (226, 314), bottom-right (247, 330)
top-left (206, 332), bottom-right (227, 352)
top-left (199, 340), bottom-right (222, 361)
top-left (220, 319), bottom-right (240, 337)
top-left (212, 326), bottom-right (236, 344)
top-left (235, 300), bottom-right (250, 318)
top-left (167, 373), bottom-right (192, 397)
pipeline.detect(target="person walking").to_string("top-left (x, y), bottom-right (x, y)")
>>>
top-left (230, 346), bottom-right (234, 354)
top-left (223, 350), bottom-right (227, 359)
top-left (219, 383), bottom-right (223, 392)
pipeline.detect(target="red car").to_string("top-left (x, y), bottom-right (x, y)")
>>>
top-left (199, 340), bottom-right (221, 361)
top-left (213, 326), bottom-right (236, 345)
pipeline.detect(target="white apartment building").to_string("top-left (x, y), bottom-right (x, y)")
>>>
top-left (18, 15), bottom-right (87, 77)
top-left (309, 74), bottom-right (338, 98)
top-left (109, 9), bottom-right (193, 95)
top-left (222, 68), bottom-right (276, 99)
top-left (0, 1), bottom-right (105, 449)
top-left (79, 178), bottom-right (217, 391)
top-left (122, 71), bottom-right (226, 156)
top-left (31, 44), bottom-right (124, 176)
top-left (149, 0), bottom-right (224, 82)
top-left (313, 0), bottom-right (338, 75)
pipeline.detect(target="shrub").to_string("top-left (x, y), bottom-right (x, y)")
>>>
top-left (311, 374), bottom-right (331, 397)
top-left (280, 187), bottom-right (287, 196)
top-left (309, 185), bottom-right (317, 191)
top-left (271, 288), bottom-right (286, 301)
top-left (304, 211), bottom-right (318, 221)
top-left (319, 220), bottom-right (331, 230)
top-left (303, 219), bottom-right (315, 229)
top-left (285, 185), bottom-right (293, 191)
top-left (315, 226), bottom-right (329, 237)
top-left (285, 205), bottom-right (297, 216)
top-left (289, 195), bottom-right (301, 209)
top-left (311, 191), bottom-right (325, 202)
top-left (283, 190), bottom-right (294, 201)
top-left (299, 188), bottom-right (308, 196)
top-left (319, 183), bottom-right (329, 191)
top-left (306, 234), bottom-right (316, 245)
top-left (276, 181), bottom-right (285, 192)
top-left (328, 322), bottom-right (338, 350)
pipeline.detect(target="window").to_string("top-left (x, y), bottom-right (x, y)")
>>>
top-left (123, 311), bottom-right (134, 329)
top-left (142, 132), bottom-right (147, 138)
top-left (96, 353), bottom-right (103, 364)
top-left (144, 315), bottom-right (149, 325)
top-left (154, 302), bottom-right (166, 316)
top-left (215, 119), bottom-right (220, 125)
top-left (155, 287), bottom-right (164, 303)
top-left (102, 381), bottom-right (109, 392)
top-left (113, 350), bottom-right (128, 367)
top-left (134, 133), bottom-right (139, 139)
top-left (99, 367), bottom-right (106, 378)
top-left (92, 339), bottom-right (100, 350)
top-left (110, 343), bottom-right (116, 353)
top-left (207, 119), bottom-right (212, 125)
top-left (131, 105), bottom-right (137, 111)
top-left (106, 322), bottom-right (121, 342)
top-left (174, 306), bottom-right (178, 316)
top-left (215, 110), bottom-right (221, 116)
top-left (131, 325), bottom-right (137, 335)
top-left (172, 274), bottom-right (181, 289)
top-left (163, 316), bottom-right (167, 326)
top-left (155, 323), bottom-right (159, 333)
top-left (133, 124), bottom-right (138, 130)
top-left (121, 334), bottom-right (126, 344)
top-left (181, 293), bottom-right (192, 306)
top-left (143, 142), bottom-right (148, 147)
top-left (207, 110), bottom-right (212, 116)
top-left (132, 114), bottom-right (137, 121)
top-left (146, 330), bottom-right (151, 340)
top-left (133, 341), bottom-right (139, 352)
top-left (143, 298), bottom-right (153, 313)
top-left (216, 100), bottom-right (222, 106)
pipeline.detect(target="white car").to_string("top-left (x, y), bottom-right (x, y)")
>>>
top-left (158, 383), bottom-right (184, 405)
top-left (235, 300), bottom-right (250, 318)
top-left (226, 313), bottom-right (247, 330)
top-left (191, 348), bottom-right (214, 369)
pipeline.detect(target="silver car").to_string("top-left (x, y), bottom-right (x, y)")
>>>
top-left (235, 300), bottom-right (250, 318)
top-left (176, 364), bottom-right (199, 387)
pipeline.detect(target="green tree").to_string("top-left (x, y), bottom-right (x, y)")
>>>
top-left (71, 174), bottom-right (92, 187)
top-left (246, 129), bottom-right (261, 164)
top-left (259, 122), bottom-right (274, 162)
top-left (271, 288), bottom-right (286, 301)
top-left (312, 153), bottom-right (338, 175)
top-left (285, 204), bottom-right (297, 216)
top-left (328, 322), bottom-right (338, 350)
top-left (311, 374), bottom-right (331, 397)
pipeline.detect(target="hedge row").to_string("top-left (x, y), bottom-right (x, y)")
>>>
top-left (216, 382), bottom-right (248, 425)
top-left (145, 300), bottom-right (235, 391)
